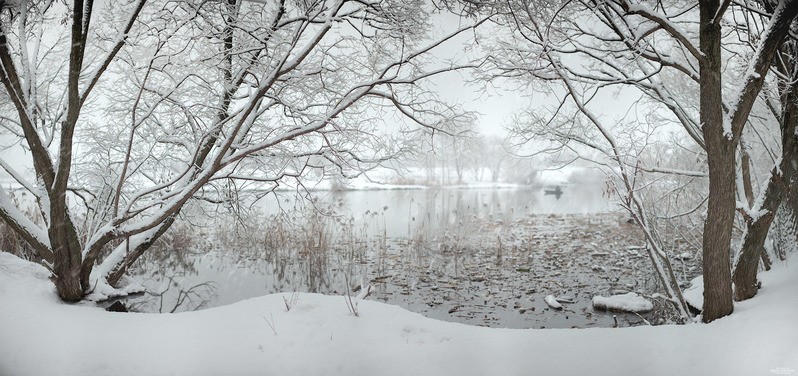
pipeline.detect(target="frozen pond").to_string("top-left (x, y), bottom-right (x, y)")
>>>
top-left (122, 184), bottom-right (700, 328)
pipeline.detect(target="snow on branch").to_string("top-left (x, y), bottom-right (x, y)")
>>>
top-left (725, 0), bottom-right (798, 141)
top-left (616, 0), bottom-right (705, 63)
top-left (0, 158), bottom-right (40, 198)
top-left (639, 166), bottom-right (708, 177)
top-left (0, 188), bottom-right (52, 262)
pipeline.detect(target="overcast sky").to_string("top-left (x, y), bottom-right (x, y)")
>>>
top-left (425, 11), bottom-right (525, 136)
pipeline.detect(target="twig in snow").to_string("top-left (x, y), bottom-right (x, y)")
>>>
top-left (344, 273), bottom-right (373, 316)
top-left (263, 313), bottom-right (277, 336)
top-left (356, 284), bottom-right (372, 301)
top-left (344, 289), bottom-right (358, 316)
top-left (283, 292), bottom-right (299, 312)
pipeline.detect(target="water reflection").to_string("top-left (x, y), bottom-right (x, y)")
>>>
top-left (124, 187), bottom-right (698, 328)
top-left (130, 275), bottom-right (218, 313)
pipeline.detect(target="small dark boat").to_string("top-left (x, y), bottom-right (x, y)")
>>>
top-left (544, 185), bottom-right (563, 199)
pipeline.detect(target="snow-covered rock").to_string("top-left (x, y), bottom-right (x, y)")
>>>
top-left (544, 294), bottom-right (563, 309)
top-left (592, 292), bottom-right (653, 313)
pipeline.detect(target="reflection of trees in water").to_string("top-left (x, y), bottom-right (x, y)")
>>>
top-left (127, 230), bottom-right (217, 313)
top-left (125, 220), bottom-right (220, 312)
top-left (228, 200), bottom-right (384, 295)
top-left (130, 220), bottom-right (212, 278)
top-left (129, 274), bottom-right (218, 313)
top-left (305, 247), bottom-right (329, 293)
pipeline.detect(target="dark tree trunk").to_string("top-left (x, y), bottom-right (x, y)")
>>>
top-left (50, 0), bottom-right (91, 302)
top-left (699, 0), bottom-right (734, 322)
top-left (789, 179), bottom-right (798, 250)
top-left (50, 199), bottom-right (87, 302)
top-left (701, 147), bottom-right (737, 322)
top-left (732, 163), bottom-right (790, 300)
top-left (740, 146), bottom-right (772, 270)
top-left (741, 150), bottom-right (755, 206)
top-left (107, 216), bottom-right (176, 286)
top-left (785, 73), bottom-right (798, 259)
top-left (733, 36), bottom-right (798, 301)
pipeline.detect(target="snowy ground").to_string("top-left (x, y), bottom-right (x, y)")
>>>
top-left (1, 252), bottom-right (796, 376)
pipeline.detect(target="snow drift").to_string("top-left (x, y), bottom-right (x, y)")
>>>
top-left (0, 252), bottom-right (796, 376)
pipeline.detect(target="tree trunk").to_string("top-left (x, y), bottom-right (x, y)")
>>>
top-left (107, 216), bottom-right (176, 286)
top-left (733, 38), bottom-right (798, 300)
top-left (701, 144), bottom-right (736, 322)
top-left (740, 145), bottom-right (772, 271)
top-left (741, 149), bottom-right (755, 206)
top-left (784, 59), bottom-right (798, 258)
top-left (733, 135), bottom-right (797, 301)
top-left (789, 179), bottom-right (798, 250)
top-left (50, 199), bottom-right (87, 302)
top-left (732, 164), bottom-right (788, 300)
top-left (699, 0), bottom-right (734, 322)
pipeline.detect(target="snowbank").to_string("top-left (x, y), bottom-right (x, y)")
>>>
top-left (592, 292), bottom-right (654, 313)
top-left (1, 252), bottom-right (797, 376)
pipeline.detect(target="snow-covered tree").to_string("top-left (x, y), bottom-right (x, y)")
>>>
top-left (467, 0), bottom-right (798, 322)
top-left (0, 0), bottom-right (483, 302)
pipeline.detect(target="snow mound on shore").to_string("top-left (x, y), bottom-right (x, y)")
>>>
top-left (592, 292), bottom-right (653, 313)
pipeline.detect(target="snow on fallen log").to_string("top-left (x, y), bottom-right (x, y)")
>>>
top-left (592, 292), bottom-right (653, 313)
top-left (544, 294), bottom-right (563, 309)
